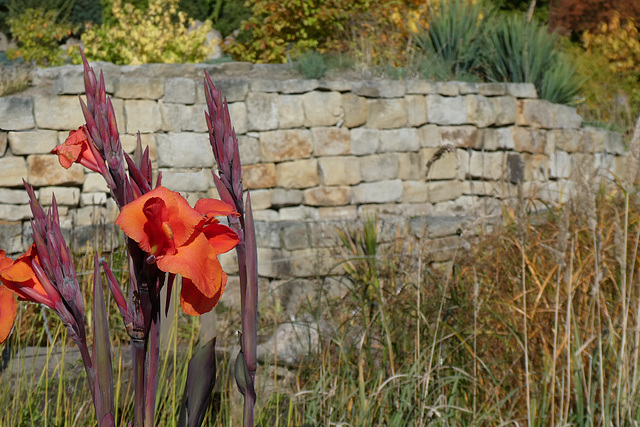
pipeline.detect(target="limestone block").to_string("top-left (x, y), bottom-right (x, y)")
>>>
top-left (518, 100), bottom-right (582, 129)
top-left (457, 148), bottom-right (470, 180)
top-left (0, 221), bottom-right (24, 254)
top-left (463, 181), bottom-right (504, 197)
top-left (227, 102), bottom-right (248, 135)
top-left (110, 98), bottom-right (126, 133)
top-left (405, 80), bottom-right (437, 94)
top-left (0, 97), bottom-right (34, 130)
top-left (312, 127), bottom-right (350, 156)
top-left (554, 104), bottom-right (582, 129)
top-left (435, 82), bottom-right (461, 96)
top-left (397, 152), bottom-right (423, 180)
top-left (238, 135), bottom-right (260, 165)
top-left (582, 127), bottom-right (607, 152)
top-left (290, 248), bottom-right (341, 277)
top-left (27, 155), bottom-right (84, 186)
top-left (419, 124), bottom-right (440, 148)
top-left (506, 153), bottom-right (525, 184)
top-left (359, 154), bottom-right (398, 182)
top-left (353, 80), bottom-right (405, 98)
top-left (512, 127), bottom-right (548, 154)
top-left (0, 157), bottom-right (27, 187)
top-left (405, 95), bottom-right (428, 127)
top-left (159, 102), bottom-right (184, 132)
top-left (495, 96), bottom-right (518, 125)
top-left (253, 220), bottom-right (280, 248)
top-left (34, 96), bottom-right (85, 130)
top-left (439, 126), bottom-right (478, 148)
top-left (114, 77), bottom-right (164, 99)
top-left (260, 129), bottom-right (312, 162)
top-left (523, 154), bottom-right (550, 181)
top-left (420, 149), bottom-right (458, 180)
top-left (506, 83), bottom-right (537, 98)
top-left (308, 221), bottom-right (346, 247)
top-left (8, 130), bottom-right (58, 155)
top-left (303, 186), bottom-right (350, 206)
top-left (379, 128), bottom-right (419, 152)
top-left (480, 127), bottom-right (514, 150)
top-left (318, 156), bottom-right (361, 186)
top-left (242, 163), bottom-right (277, 190)
top-left (279, 206), bottom-right (319, 220)
top-left (595, 152), bottom-right (615, 178)
top-left (271, 188), bottom-right (303, 208)
top-left (124, 100), bottom-right (162, 133)
top-left (257, 247), bottom-right (291, 278)
top-left (550, 150), bottom-right (571, 179)
top-left (276, 159), bottom-right (319, 189)
top-left (341, 94), bottom-right (367, 128)
top-left (427, 181), bottom-right (463, 203)
top-left (403, 181), bottom-right (428, 203)
top-left (302, 91), bottom-right (342, 127)
top-left (318, 80), bottom-right (354, 92)
top-left (350, 128), bottom-right (379, 155)
top-left (163, 78), bottom-right (196, 104)
top-left (53, 74), bottom-right (85, 95)
top-left (351, 179), bottom-right (403, 204)
top-left (478, 83), bottom-right (507, 96)
top-left (0, 132), bottom-right (6, 156)
top-left (466, 95), bottom-right (497, 128)
top-left (247, 189), bottom-right (272, 211)
top-left (250, 79), bottom-right (317, 93)
top-left (282, 222), bottom-right (309, 250)
top-left (120, 134), bottom-right (156, 161)
top-left (156, 133), bottom-right (214, 167)
top-left (0, 188), bottom-right (29, 204)
top-left (80, 192), bottom-right (108, 206)
top-left (459, 83), bottom-right (480, 94)
top-left (469, 151), bottom-right (504, 180)
top-left (0, 205), bottom-right (32, 221)
top-left (547, 129), bottom-right (581, 153)
top-left (159, 168), bottom-right (214, 192)
top-left (605, 130), bottom-right (625, 155)
top-left (366, 98), bottom-right (407, 129)
top-left (427, 95), bottom-right (466, 125)
top-left (202, 78), bottom-right (249, 103)
top-left (38, 186), bottom-right (80, 206)
top-left (277, 95), bottom-right (305, 129)
top-left (317, 206), bottom-right (358, 220)
top-left (246, 92), bottom-right (278, 131)
top-left (178, 104), bottom-right (208, 132)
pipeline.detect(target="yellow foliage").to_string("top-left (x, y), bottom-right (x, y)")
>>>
top-left (583, 12), bottom-right (640, 74)
top-left (72, 0), bottom-right (216, 65)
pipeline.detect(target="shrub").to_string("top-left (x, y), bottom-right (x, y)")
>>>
top-left (549, 0), bottom-right (640, 37)
top-left (72, 0), bottom-right (216, 65)
top-left (415, 0), bottom-right (491, 77)
top-left (7, 0), bottom-right (73, 24)
top-left (179, 0), bottom-right (250, 37)
top-left (294, 51), bottom-right (329, 79)
top-left (583, 12), bottom-right (640, 75)
top-left (70, 0), bottom-right (102, 29)
top-left (6, 8), bottom-right (73, 66)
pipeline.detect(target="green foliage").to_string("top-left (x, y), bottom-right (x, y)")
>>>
top-left (540, 54), bottom-right (588, 106)
top-left (415, 0), bottom-right (492, 77)
top-left (73, 0), bottom-right (216, 65)
top-left (294, 51), bottom-right (329, 79)
top-left (7, 0), bottom-right (74, 24)
top-left (179, 0), bottom-right (249, 37)
top-left (70, 0), bottom-right (102, 28)
top-left (6, 8), bottom-right (73, 66)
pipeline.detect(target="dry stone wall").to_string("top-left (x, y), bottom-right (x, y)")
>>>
top-left (0, 61), bottom-right (628, 282)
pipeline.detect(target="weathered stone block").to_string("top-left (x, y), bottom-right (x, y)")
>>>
top-left (318, 156), bottom-right (361, 186)
top-left (420, 149), bottom-right (458, 180)
top-left (419, 124), bottom-right (440, 148)
top-left (242, 163), bottom-right (277, 190)
top-left (226, 102), bottom-right (248, 135)
top-left (238, 135), bottom-right (260, 165)
top-left (480, 127), bottom-right (514, 150)
top-left (427, 95), bottom-right (466, 125)
top-left (8, 130), bottom-right (58, 155)
top-left (203, 78), bottom-right (249, 103)
top-left (156, 133), bottom-right (214, 167)
top-left (282, 222), bottom-right (309, 250)
top-left (341, 94), bottom-right (367, 128)
top-left (397, 152), bottom-right (423, 180)
top-left (252, 220), bottom-right (280, 248)
top-left (405, 95), bottom-right (428, 127)
top-left (582, 127), bottom-right (607, 152)
top-left (124, 100), bottom-right (162, 133)
top-left (506, 153), bottom-right (525, 184)
top-left (466, 95), bottom-right (498, 128)
top-left (459, 82), bottom-right (479, 94)
top-left (159, 168), bottom-right (215, 192)
top-left (478, 83), bottom-right (507, 96)
top-left (0, 132), bottom-right (6, 156)
top-left (276, 159), bottom-right (319, 189)
top-left (257, 247), bottom-right (291, 278)
top-left (359, 154), bottom-right (398, 182)
top-left (120, 134), bottom-right (156, 161)
top-left (260, 129), bottom-right (312, 161)
top-left (403, 181), bottom-right (428, 203)
top-left (279, 206), bottom-right (319, 220)
top-left (289, 248), bottom-right (340, 277)
top-left (353, 80), bottom-right (405, 98)
top-left (547, 129), bottom-right (581, 153)
top-left (523, 154), bottom-right (550, 181)
top-left (302, 91), bottom-right (342, 127)
top-left (512, 127), bottom-right (548, 154)
top-left (350, 128), bottom-right (379, 155)
top-left (550, 150), bottom-right (571, 179)
top-left (178, 104), bottom-right (208, 133)
top-left (277, 95), bottom-right (305, 129)
top-left (27, 155), bottom-right (84, 186)
top-left (366, 98), bottom-right (407, 129)
top-left (469, 151), bottom-right (504, 180)
top-left (271, 188), bottom-right (303, 208)
top-left (435, 82), bottom-right (461, 96)
top-left (246, 92), bottom-right (279, 131)
top-left (0, 205), bottom-right (32, 221)
top-left (303, 186), bottom-right (350, 206)
top-left (439, 126), bottom-right (478, 148)
top-left (317, 206), bottom-right (358, 220)
top-left (0, 97), bottom-right (34, 130)
top-left (378, 128), bottom-right (419, 152)
top-left (553, 104), bottom-right (582, 129)
top-left (159, 102), bottom-right (185, 132)
top-left (247, 189), bottom-right (272, 210)
top-left (34, 96), bottom-right (85, 130)
top-left (518, 100), bottom-right (582, 129)
top-left (351, 179), bottom-right (403, 204)
top-left (0, 188), bottom-right (29, 204)
top-left (163, 78), bottom-right (196, 104)
top-left (406, 80), bottom-right (437, 94)
top-left (80, 192), bottom-right (108, 206)
top-left (506, 83), bottom-right (537, 98)
top-left (0, 220), bottom-right (24, 254)
top-left (114, 77), bottom-right (164, 99)
top-left (312, 127), bottom-right (350, 156)
top-left (38, 186), bottom-right (80, 206)
top-left (426, 181), bottom-right (463, 203)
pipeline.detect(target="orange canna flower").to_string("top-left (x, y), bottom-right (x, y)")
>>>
top-left (115, 186), bottom-right (239, 315)
top-left (0, 284), bottom-right (17, 344)
top-left (0, 246), bottom-right (56, 309)
top-left (51, 125), bottom-right (101, 173)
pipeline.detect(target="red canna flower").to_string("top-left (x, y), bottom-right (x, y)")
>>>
top-left (0, 284), bottom-right (16, 344)
top-left (0, 246), bottom-right (57, 309)
top-left (115, 186), bottom-right (239, 315)
top-left (51, 125), bottom-right (101, 173)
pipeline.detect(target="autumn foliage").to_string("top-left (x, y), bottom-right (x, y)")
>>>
top-left (549, 0), bottom-right (640, 36)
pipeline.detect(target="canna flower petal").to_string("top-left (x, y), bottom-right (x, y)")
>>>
top-left (51, 126), bottom-right (101, 173)
top-left (201, 222), bottom-right (240, 254)
top-left (0, 284), bottom-right (17, 344)
top-left (116, 186), bottom-right (203, 256)
top-left (0, 246), bottom-right (54, 309)
top-left (194, 198), bottom-right (239, 219)
top-left (179, 272), bottom-right (226, 316)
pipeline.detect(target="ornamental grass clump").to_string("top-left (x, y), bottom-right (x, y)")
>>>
top-left (0, 51), bottom-right (259, 426)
